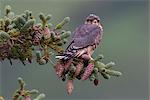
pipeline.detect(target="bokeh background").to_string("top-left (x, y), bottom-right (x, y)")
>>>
top-left (0, 0), bottom-right (149, 100)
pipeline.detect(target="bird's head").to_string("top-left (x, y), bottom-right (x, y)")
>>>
top-left (85, 14), bottom-right (103, 30)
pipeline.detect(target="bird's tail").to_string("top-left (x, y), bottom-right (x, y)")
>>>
top-left (55, 51), bottom-right (75, 60)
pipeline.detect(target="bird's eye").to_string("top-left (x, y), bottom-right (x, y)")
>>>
top-left (86, 19), bottom-right (90, 22)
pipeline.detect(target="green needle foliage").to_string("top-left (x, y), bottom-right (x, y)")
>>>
top-left (0, 5), bottom-right (71, 65)
top-left (12, 77), bottom-right (45, 100)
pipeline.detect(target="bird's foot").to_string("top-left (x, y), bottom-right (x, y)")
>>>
top-left (81, 54), bottom-right (93, 61)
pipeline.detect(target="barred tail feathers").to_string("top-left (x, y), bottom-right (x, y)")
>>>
top-left (55, 50), bottom-right (76, 60)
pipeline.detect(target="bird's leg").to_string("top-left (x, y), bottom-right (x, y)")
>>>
top-left (81, 54), bottom-right (93, 61)
top-left (75, 48), bottom-right (87, 57)
top-left (81, 46), bottom-right (94, 61)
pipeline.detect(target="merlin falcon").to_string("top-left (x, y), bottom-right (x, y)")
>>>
top-left (55, 14), bottom-right (103, 78)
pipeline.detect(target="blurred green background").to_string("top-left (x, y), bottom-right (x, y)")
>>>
top-left (0, 0), bottom-right (149, 100)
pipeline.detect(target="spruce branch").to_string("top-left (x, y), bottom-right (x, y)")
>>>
top-left (12, 77), bottom-right (45, 100)
top-left (0, 5), bottom-right (71, 65)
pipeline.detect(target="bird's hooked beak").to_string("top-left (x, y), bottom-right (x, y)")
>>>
top-left (99, 22), bottom-right (103, 32)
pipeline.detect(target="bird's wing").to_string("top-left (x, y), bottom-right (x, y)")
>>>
top-left (68, 24), bottom-right (102, 50)
top-left (56, 24), bottom-right (102, 60)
